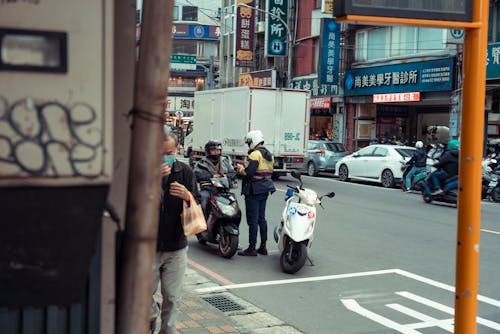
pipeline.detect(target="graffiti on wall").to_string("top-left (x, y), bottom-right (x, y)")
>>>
top-left (0, 96), bottom-right (104, 178)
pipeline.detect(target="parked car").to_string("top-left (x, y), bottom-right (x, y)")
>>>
top-left (335, 144), bottom-right (417, 188)
top-left (304, 140), bottom-right (348, 176)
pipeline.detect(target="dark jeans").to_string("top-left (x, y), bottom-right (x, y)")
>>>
top-left (430, 171), bottom-right (450, 190)
top-left (244, 193), bottom-right (269, 247)
top-left (200, 189), bottom-right (210, 220)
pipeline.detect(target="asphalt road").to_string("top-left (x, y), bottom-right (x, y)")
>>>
top-left (187, 174), bottom-right (500, 333)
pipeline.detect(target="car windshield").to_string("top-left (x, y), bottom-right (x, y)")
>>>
top-left (324, 143), bottom-right (346, 152)
top-left (394, 148), bottom-right (416, 158)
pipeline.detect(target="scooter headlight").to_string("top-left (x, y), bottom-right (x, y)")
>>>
top-left (218, 202), bottom-right (237, 216)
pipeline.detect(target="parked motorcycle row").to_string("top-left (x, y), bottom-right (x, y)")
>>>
top-left (401, 144), bottom-right (500, 205)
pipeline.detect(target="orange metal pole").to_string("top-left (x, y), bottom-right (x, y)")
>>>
top-left (455, 0), bottom-right (489, 332)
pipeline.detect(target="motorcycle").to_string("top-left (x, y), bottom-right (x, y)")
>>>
top-left (401, 164), bottom-right (433, 192)
top-left (482, 156), bottom-right (500, 202)
top-left (273, 171), bottom-right (335, 274)
top-left (421, 172), bottom-right (458, 205)
top-left (196, 176), bottom-right (241, 258)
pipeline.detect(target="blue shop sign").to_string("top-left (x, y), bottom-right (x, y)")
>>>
top-left (487, 42), bottom-right (500, 79)
top-left (319, 18), bottom-right (340, 85)
top-left (344, 58), bottom-right (454, 96)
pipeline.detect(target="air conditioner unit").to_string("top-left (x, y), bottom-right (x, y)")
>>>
top-left (256, 21), bottom-right (265, 33)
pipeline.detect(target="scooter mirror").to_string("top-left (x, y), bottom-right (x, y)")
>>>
top-left (291, 171), bottom-right (302, 180)
top-left (326, 192), bottom-right (336, 198)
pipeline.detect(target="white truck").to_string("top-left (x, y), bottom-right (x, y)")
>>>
top-left (184, 86), bottom-right (310, 178)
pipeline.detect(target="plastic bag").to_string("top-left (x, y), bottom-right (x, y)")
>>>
top-left (181, 192), bottom-right (207, 237)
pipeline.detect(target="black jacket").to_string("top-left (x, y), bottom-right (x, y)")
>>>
top-left (158, 160), bottom-right (199, 252)
top-left (408, 148), bottom-right (427, 167)
top-left (433, 149), bottom-right (459, 176)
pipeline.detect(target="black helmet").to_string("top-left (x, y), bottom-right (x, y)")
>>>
top-left (205, 140), bottom-right (222, 163)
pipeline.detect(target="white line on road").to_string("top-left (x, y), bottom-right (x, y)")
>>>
top-left (386, 303), bottom-right (454, 332)
top-left (341, 299), bottom-right (422, 334)
top-left (397, 291), bottom-right (500, 331)
top-left (194, 268), bottom-right (397, 293)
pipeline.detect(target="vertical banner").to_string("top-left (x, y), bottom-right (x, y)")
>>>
top-left (235, 0), bottom-right (255, 67)
top-left (265, 0), bottom-right (288, 57)
top-left (319, 18), bottom-right (340, 85)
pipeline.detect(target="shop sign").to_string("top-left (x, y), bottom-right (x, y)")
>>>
top-left (310, 96), bottom-right (331, 109)
top-left (319, 18), bottom-right (340, 86)
top-left (239, 69), bottom-right (276, 87)
top-left (165, 96), bottom-right (195, 113)
top-left (372, 92), bottom-right (420, 103)
top-left (235, 0), bottom-right (255, 67)
top-left (344, 58), bottom-right (454, 96)
top-left (170, 54), bottom-right (196, 70)
top-left (487, 42), bottom-right (500, 79)
top-left (265, 0), bottom-right (288, 57)
top-left (172, 23), bottom-right (220, 40)
top-left (290, 78), bottom-right (338, 97)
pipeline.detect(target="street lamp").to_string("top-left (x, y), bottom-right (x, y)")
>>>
top-left (238, 3), bottom-right (293, 87)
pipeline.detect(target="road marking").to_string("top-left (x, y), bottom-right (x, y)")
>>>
top-left (342, 299), bottom-right (422, 334)
top-left (386, 303), bottom-right (454, 332)
top-left (482, 228), bottom-right (500, 235)
top-left (398, 291), bottom-right (500, 330)
top-left (194, 268), bottom-right (396, 293)
top-left (187, 258), bottom-right (234, 286)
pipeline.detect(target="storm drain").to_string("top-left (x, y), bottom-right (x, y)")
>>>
top-left (201, 294), bottom-right (245, 312)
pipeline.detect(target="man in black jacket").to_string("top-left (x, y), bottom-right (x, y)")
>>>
top-left (429, 139), bottom-right (459, 195)
top-left (150, 132), bottom-right (199, 334)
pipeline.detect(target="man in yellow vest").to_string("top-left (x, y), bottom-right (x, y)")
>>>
top-left (237, 130), bottom-right (276, 256)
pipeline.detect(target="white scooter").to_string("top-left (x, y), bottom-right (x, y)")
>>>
top-left (273, 171), bottom-right (335, 274)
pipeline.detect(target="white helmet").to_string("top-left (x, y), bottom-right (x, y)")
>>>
top-left (245, 130), bottom-right (264, 149)
top-left (415, 141), bottom-right (424, 149)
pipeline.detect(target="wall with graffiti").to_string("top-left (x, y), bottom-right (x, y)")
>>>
top-left (0, 96), bottom-right (104, 178)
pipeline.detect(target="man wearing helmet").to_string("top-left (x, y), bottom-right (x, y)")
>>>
top-left (193, 140), bottom-right (237, 219)
top-left (237, 130), bottom-right (276, 256)
top-left (403, 141), bottom-right (427, 192)
top-left (427, 139), bottom-right (460, 195)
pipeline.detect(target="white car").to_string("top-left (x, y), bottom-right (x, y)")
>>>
top-left (335, 144), bottom-right (417, 188)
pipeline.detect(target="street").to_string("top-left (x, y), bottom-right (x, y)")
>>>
top-left (186, 174), bottom-right (500, 333)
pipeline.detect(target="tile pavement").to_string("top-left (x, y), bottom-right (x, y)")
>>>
top-left (152, 268), bottom-right (304, 334)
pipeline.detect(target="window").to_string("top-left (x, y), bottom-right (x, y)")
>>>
top-left (172, 40), bottom-right (197, 55)
top-left (356, 147), bottom-right (375, 157)
top-left (173, 6), bottom-right (179, 21)
top-left (355, 26), bottom-right (446, 62)
top-left (373, 147), bottom-right (388, 157)
top-left (182, 6), bottom-right (198, 21)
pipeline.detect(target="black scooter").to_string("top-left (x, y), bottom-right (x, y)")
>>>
top-left (422, 173), bottom-right (458, 205)
top-left (196, 177), bottom-right (241, 258)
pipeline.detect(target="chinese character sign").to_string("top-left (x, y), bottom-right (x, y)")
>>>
top-left (265, 0), bottom-right (288, 57)
top-left (319, 18), bottom-right (340, 85)
top-left (235, 0), bottom-right (255, 67)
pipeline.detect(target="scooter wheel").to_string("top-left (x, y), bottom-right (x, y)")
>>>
top-left (280, 241), bottom-right (307, 274)
top-left (219, 233), bottom-right (238, 258)
top-left (492, 187), bottom-right (500, 203)
top-left (422, 191), bottom-right (432, 203)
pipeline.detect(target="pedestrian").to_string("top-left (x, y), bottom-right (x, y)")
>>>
top-left (237, 130), bottom-right (276, 256)
top-left (403, 140), bottom-right (427, 191)
top-left (150, 132), bottom-right (199, 334)
top-left (193, 140), bottom-right (237, 220)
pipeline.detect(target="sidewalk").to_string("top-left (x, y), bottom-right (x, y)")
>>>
top-left (153, 268), bottom-right (304, 334)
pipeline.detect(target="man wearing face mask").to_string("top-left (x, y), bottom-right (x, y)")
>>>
top-left (194, 140), bottom-right (237, 220)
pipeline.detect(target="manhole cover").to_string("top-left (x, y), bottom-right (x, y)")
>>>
top-left (202, 295), bottom-right (245, 312)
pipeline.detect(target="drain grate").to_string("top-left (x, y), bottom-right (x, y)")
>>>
top-left (201, 295), bottom-right (245, 312)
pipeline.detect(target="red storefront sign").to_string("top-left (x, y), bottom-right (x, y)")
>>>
top-left (310, 96), bottom-right (331, 109)
top-left (373, 92), bottom-right (420, 103)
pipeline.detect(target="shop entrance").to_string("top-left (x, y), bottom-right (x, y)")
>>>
top-left (310, 110), bottom-right (333, 140)
top-left (376, 106), bottom-right (408, 144)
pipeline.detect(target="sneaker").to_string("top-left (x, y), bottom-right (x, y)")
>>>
top-left (431, 188), bottom-right (444, 195)
top-left (257, 244), bottom-right (268, 255)
top-left (238, 246), bottom-right (257, 256)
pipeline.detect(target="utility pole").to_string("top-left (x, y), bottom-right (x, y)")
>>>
top-left (116, 1), bottom-right (174, 334)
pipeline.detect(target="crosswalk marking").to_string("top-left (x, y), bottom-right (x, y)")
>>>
top-left (342, 291), bottom-right (500, 333)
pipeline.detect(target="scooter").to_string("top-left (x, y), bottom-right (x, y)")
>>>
top-left (273, 171), bottom-right (335, 274)
top-left (421, 172), bottom-right (458, 205)
top-left (196, 177), bottom-right (241, 258)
